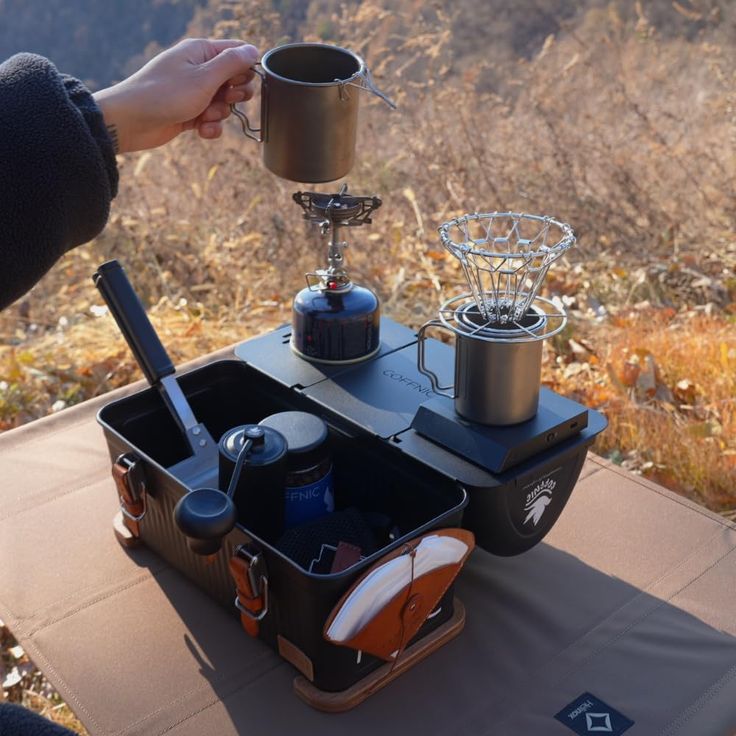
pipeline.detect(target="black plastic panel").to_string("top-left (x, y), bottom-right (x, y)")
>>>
top-left (234, 317), bottom-right (417, 390)
top-left (302, 338), bottom-right (454, 439)
top-left (411, 390), bottom-right (589, 473)
top-left (396, 409), bottom-right (607, 555)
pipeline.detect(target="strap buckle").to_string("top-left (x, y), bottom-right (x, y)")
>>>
top-left (229, 545), bottom-right (269, 636)
top-left (112, 453), bottom-right (147, 536)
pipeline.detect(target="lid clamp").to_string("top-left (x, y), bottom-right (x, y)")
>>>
top-left (229, 545), bottom-right (270, 637)
top-left (112, 453), bottom-right (147, 538)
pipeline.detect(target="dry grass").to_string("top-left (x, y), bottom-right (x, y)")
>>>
top-left (1, 1), bottom-right (735, 728)
top-left (550, 309), bottom-right (736, 509)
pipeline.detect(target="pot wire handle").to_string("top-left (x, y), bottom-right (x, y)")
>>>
top-left (417, 320), bottom-right (455, 397)
top-left (339, 66), bottom-right (397, 109)
top-left (230, 63), bottom-right (264, 142)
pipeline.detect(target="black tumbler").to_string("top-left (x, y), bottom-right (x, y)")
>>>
top-left (219, 424), bottom-right (288, 542)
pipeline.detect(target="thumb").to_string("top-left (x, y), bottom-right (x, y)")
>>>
top-left (201, 44), bottom-right (259, 86)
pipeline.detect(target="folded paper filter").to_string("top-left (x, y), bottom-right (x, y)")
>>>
top-left (324, 528), bottom-right (475, 662)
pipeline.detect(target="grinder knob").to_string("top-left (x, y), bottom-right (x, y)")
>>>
top-left (174, 488), bottom-right (237, 556)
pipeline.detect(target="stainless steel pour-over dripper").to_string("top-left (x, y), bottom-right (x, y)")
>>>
top-left (418, 212), bottom-right (575, 425)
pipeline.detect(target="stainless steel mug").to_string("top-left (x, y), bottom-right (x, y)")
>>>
top-left (231, 43), bottom-right (395, 183)
top-left (417, 304), bottom-right (553, 426)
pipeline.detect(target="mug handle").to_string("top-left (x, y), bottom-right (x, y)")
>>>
top-left (230, 64), bottom-right (265, 142)
top-left (417, 320), bottom-right (455, 397)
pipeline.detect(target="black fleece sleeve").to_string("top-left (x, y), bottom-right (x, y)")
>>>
top-left (0, 53), bottom-right (119, 310)
top-left (0, 704), bottom-right (76, 735)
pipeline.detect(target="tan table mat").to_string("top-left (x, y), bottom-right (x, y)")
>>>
top-left (1, 349), bottom-right (735, 735)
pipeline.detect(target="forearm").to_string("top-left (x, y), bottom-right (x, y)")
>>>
top-left (0, 53), bottom-right (118, 310)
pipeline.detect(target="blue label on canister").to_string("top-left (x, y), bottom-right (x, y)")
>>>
top-left (284, 467), bottom-right (335, 529)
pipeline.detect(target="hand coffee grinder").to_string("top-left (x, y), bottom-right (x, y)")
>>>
top-left (291, 185), bottom-right (383, 364)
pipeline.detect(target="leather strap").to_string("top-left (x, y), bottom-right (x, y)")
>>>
top-left (112, 454), bottom-right (146, 538)
top-left (228, 547), bottom-right (268, 637)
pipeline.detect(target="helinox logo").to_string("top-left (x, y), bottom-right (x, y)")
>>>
top-left (586, 712), bottom-right (613, 732)
top-left (523, 477), bottom-right (556, 526)
top-left (555, 692), bottom-right (634, 736)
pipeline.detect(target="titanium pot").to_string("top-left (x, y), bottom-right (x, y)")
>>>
top-left (231, 43), bottom-right (395, 183)
top-left (417, 296), bottom-right (566, 426)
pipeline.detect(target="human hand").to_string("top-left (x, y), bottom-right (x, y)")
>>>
top-left (93, 38), bottom-right (259, 153)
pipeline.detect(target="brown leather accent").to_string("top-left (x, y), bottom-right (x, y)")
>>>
top-left (112, 459), bottom-right (144, 538)
top-left (278, 635), bottom-right (315, 682)
top-left (323, 528), bottom-right (475, 662)
top-left (296, 599), bottom-right (466, 712)
top-left (112, 510), bottom-right (141, 548)
top-left (228, 554), bottom-right (264, 637)
top-left (330, 541), bottom-right (362, 573)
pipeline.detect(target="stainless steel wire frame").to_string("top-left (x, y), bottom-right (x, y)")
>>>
top-left (438, 212), bottom-right (575, 324)
top-left (436, 293), bottom-right (567, 343)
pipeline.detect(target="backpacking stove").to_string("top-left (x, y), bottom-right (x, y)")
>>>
top-left (290, 184), bottom-right (383, 364)
top-left (95, 193), bottom-right (606, 711)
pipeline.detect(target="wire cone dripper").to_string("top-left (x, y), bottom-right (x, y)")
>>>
top-left (438, 212), bottom-right (575, 324)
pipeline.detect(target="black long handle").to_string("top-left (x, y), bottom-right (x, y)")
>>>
top-left (93, 260), bottom-right (175, 386)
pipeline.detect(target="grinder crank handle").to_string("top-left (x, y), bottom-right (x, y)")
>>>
top-left (92, 260), bottom-right (202, 445)
top-left (93, 260), bottom-right (174, 386)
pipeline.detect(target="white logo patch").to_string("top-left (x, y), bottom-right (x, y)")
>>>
top-left (523, 477), bottom-right (556, 526)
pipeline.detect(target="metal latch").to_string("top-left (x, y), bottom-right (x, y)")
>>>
top-left (112, 453), bottom-right (147, 536)
top-left (229, 545), bottom-right (269, 636)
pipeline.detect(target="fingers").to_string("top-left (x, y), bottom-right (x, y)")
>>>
top-left (208, 39), bottom-right (255, 54)
top-left (201, 43), bottom-right (259, 87)
top-left (198, 101), bottom-right (230, 123)
top-left (225, 72), bottom-right (254, 87)
top-left (198, 121), bottom-right (223, 140)
top-left (215, 80), bottom-right (256, 105)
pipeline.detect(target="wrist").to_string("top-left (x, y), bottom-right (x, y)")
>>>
top-left (93, 84), bottom-right (137, 154)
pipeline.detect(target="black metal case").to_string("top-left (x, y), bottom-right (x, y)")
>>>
top-left (98, 358), bottom-right (466, 692)
top-left (98, 318), bottom-right (606, 690)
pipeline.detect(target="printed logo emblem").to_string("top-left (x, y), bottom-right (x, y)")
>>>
top-left (555, 693), bottom-right (634, 736)
top-left (523, 477), bottom-right (556, 526)
top-left (586, 712), bottom-right (613, 732)
top-left (382, 369), bottom-right (433, 396)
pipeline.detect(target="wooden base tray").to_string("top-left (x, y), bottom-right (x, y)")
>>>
top-left (293, 598), bottom-right (466, 713)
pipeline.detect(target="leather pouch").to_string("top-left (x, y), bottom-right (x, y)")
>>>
top-left (323, 528), bottom-right (475, 661)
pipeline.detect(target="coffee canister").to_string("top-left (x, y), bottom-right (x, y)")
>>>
top-left (219, 424), bottom-right (288, 542)
top-left (259, 411), bottom-right (334, 528)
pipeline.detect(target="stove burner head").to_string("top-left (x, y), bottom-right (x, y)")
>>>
top-left (293, 184), bottom-right (382, 292)
top-left (293, 186), bottom-right (381, 228)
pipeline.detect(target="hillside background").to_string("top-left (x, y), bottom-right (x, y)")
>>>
top-left (0, 1), bottom-right (735, 727)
